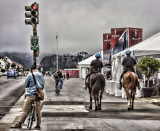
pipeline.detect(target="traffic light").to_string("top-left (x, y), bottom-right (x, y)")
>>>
top-left (25, 2), bottom-right (39, 25)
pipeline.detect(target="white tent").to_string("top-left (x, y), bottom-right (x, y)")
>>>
top-left (78, 51), bottom-right (103, 79)
top-left (106, 32), bottom-right (160, 97)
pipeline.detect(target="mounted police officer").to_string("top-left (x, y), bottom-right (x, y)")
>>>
top-left (84, 52), bottom-right (103, 90)
top-left (119, 50), bottom-right (137, 89)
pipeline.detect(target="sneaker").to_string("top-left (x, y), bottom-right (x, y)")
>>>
top-left (83, 86), bottom-right (87, 90)
top-left (34, 125), bottom-right (40, 129)
top-left (10, 122), bottom-right (22, 128)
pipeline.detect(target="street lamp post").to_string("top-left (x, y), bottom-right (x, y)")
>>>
top-left (56, 33), bottom-right (58, 71)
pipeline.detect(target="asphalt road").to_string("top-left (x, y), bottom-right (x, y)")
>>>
top-left (42, 77), bottom-right (160, 131)
top-left (0, 76), bottom-right (25, 120)
top-left (2, 76), bottom-right (160, 131)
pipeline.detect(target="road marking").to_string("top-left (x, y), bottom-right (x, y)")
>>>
top-left (42, 105), bottom-right (89, 113)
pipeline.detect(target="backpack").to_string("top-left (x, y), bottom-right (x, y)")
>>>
top-left (54, 72), bottom-right (59, 78)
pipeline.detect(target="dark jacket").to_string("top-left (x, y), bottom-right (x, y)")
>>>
top-left (90, 59), bottom-right (103, 71)
top-left (122, 55), bottom-right (136, 68)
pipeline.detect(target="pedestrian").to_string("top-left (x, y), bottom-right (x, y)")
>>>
top-left (66, 71), bottom-right (69, 80)
top-left (54, 71), bottom-right (63, 93)
top-left (63, 73), bottom-right (65, 80)
top-left (11, 64), bottom-right (44, 129)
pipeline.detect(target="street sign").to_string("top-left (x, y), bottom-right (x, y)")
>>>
top-left (31, 36), bottom-right (39, 50)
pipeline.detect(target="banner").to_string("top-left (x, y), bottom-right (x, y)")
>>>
top-left (111, 28), bottom-right (142, 55)
top-left (129, 28), bottom-right (142, 47)
top-left (103, 34), bottom-right (111, 63)
top-left (111, 28), bottom-right (127, 55)
top-left (103, 34), bottom-right (111, 79)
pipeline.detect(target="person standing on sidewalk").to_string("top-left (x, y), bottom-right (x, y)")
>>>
top-left (66, 71), bottom-right (69, 80)
top-left (11, 65), bottom-right (44, 129)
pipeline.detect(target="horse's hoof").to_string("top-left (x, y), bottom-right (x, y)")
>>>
top-left (95, 107), bottom-right (98, 111)
top-left (89, 106), bottom-right (92, 110)
top-left (127, 107), bottom-right (131, 111)
top-left (98, 107), bottom-right (101, 110)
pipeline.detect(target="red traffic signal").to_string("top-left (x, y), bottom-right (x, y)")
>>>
top-left (32, 4), bottom-right (37, 10)
top-left (25, 2), bottom-right (39, 25)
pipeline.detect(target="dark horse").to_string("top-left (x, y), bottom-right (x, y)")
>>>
top-left (122, 71), bottom-right (138, 111)
top-left (85, 72), bottom-right (105, 111)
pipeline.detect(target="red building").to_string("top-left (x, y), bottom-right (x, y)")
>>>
top-left (61, 69), bottom-right (79, 78)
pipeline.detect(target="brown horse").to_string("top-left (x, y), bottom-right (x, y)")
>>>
top-left (122, 71), bottom-right (138, 111)
top-left (85, 72), bottom-right (105, 111)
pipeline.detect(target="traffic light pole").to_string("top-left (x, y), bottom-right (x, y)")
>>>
top-left (25, 2), bottom-right (39, 68)
top-left (33, 24), bottom-right (37, 67)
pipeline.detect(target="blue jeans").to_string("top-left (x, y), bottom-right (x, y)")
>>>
top-left (55, 78), bottom-right (63, 91)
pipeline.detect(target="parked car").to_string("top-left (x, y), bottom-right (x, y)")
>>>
top-left (21, 72), bottom-right (25, 76)
top-left (7, 69), bottom-right (17, 79)
top-left (2, 72), bottom-right (7, 76)
top-left (17, 72), bottom-right (22, 77)
top-left (0, 72), bottom-right (2, 77)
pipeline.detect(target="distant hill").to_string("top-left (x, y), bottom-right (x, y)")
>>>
top-left (0, 52), bottom-right (33, 68)
top-left (40, 52), bottom-right (92, 72)
top-left (0, 52), bottom-right (92, 70)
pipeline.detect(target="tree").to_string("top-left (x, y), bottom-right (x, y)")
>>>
top-left (77, 52), bottom-right (88, 62)
top-left (137, 57), bottom-right (160, 88)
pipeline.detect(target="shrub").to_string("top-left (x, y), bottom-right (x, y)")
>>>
top-left (137, 57), bottom-right (160, 88)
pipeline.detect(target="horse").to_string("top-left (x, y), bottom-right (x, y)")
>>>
top-left (122, 71), bottom-right (138, 111)
top-left (85, 72), bottom-right (105, 111)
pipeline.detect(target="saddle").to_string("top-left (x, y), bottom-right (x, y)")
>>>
top-left (124, 67), bottom-right (135, 72)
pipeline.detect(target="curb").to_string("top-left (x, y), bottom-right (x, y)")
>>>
top-left (0, 93), bottom-right (25, 130)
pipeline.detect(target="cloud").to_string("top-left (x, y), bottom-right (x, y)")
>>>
top-left (0, 0), bottom-right (160, 54)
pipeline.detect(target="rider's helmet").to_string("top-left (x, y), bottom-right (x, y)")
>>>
top-left (125, 50), bottom-right (131, 55)
top-left (95, 53), bottom-right (101, 58)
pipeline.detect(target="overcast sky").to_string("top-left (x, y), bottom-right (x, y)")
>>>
top-left (0, 0), bottom-right (160, 55)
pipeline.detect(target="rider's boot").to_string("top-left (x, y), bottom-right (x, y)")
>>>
top-left (137, 81), bottom-right (141, 90)
top-left (119, 79), bottom-right (122, 90)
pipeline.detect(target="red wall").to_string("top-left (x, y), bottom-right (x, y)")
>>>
top-left (61, 70), bottom-right (79, 78)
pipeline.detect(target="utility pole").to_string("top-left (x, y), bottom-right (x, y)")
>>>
top-left (56, 33), bottom-right (58, 71)
top-left (25, 2), bottom-right (39, 67)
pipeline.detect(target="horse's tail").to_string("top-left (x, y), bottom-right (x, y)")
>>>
top-left (91, 73), bottom-right (105, 100)
top-left (91, 78), bottom-right (99, 100)
top-left (128, 72), bottom-right (136, 95)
